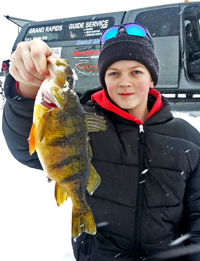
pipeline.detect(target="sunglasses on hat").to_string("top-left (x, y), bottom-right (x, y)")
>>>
top-left (100, 23), bottom-right (154, 50)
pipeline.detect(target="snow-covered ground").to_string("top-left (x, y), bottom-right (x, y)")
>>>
top-left (0, 77), bottom-right (75, 261)
top-left (0, 113), bottom-right (76, 261)
top-left (1, 77), bottom-right (200, 261)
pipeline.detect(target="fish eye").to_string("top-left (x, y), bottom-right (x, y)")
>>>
top-left (67, 75), bottom-right (71, 82)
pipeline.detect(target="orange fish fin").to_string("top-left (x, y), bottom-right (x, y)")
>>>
top-left (87, 163), bottom-right (101, 195)
top-left (84, 112), bottom-right (107, 134)
top-left (39, 111), bottom-right (50, 142)
top-left (29, 123), bottom-right (36, 155)
top-left (72, 203), bottom-right (96, 239)
top-left (55, 182), bottom-right (68, 206)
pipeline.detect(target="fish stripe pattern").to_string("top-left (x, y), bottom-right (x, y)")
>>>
top-left (29, 57), bottom-right (107, 239)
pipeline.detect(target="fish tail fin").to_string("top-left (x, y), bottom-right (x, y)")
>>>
top-left (72, 203), bottom-right (96, 239)
top-left (55, 182), bottom-right (68, 206)
top-left (29, 123), bottom-right (36, 155)
top-left (87, 163), bottom-right (101, 195)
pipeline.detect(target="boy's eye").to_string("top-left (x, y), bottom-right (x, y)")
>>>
top-left (110, 72), bottom-right (118, 76)
top-left (133, 70), bottom-right (141, 74)
top-left (106, 71), bottom-right (118, 77)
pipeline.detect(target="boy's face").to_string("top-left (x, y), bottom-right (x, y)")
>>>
top-left (105, 60), bottom-right (154, 121)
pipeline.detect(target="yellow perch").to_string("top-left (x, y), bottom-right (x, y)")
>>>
top-left (29, 57), bottom-right (106, 238)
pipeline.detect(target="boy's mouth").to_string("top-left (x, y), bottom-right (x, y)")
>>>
top-left (118, 93), bottom-right (134, 96)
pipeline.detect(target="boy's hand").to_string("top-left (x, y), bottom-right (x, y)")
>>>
top-left (9, 39), bottom-right (56, 98)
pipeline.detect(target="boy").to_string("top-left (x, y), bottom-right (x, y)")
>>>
top-left (3, 24), bottom-right (200, 260)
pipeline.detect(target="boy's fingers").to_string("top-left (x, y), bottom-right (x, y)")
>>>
top-left (10, 50), bottom-right (44, 87)
top-left (9, 62), bottom-right (44, 87)
top-left (29, 39), bottom-right (53, 76)
top-left (9, 39), bottom-right (53, 87)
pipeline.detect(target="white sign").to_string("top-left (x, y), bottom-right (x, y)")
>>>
top-left (51, 47), bottom-right (62, 58)
top-left (29, 25), bottom-right (63, 34)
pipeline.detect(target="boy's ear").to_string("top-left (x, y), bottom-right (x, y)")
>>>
top-left (150, 79), bottom-right (154, 89)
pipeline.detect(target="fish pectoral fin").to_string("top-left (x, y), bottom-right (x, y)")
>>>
top-left (55, 182), bottom-right (68, 206)
top-left (29, 123), bottom-right (36, 155)
top-left (87, 164), bottom-right (101, 195)
top-left (39, 111), bottom-right (51, 142)
top-left (84, 112), bottom-right (107, 134)
top-left (72, 203), bottom-right (96, 239)
top-left (88, 142), bottom-right (92, 160)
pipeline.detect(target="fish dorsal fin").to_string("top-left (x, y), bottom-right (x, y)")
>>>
top-left (55, 182), bottom-right (68, 206)
top-left (84, 112), bottom-right (107, 134)
top-left (87, 163), bottom-right (101, 195)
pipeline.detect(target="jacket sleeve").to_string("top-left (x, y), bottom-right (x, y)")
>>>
top-left (2, 73), bottom-right (42, 170)
top-left (182, 158), bottom-right (200, 261)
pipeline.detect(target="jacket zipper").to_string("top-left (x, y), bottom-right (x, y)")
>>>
top-left (135, 125), bottom-right (146, 260)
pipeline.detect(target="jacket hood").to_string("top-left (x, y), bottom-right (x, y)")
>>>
top-left (90, 88), bottom-right (164, 125)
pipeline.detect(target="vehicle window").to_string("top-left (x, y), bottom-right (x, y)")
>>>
top-left (135, 7), bottom-right (180, 37)
top-left (184, 6), bottom-right (200, 42)
top-left (184, 6), bottom-right (200, 82)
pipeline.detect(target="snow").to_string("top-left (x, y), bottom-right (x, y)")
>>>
top-left (0, 78), bottom-right (75, 260)
top-left (169, 233), bottom-right (191, 247)
top-left (1, 82), bottom-right (200, 260)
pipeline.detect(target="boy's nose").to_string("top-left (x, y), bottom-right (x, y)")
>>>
top-left (119, 75), bottom-right (132, 87)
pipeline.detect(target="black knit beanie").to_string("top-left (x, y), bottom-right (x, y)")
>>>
top-left (98, 32), bottom-right (159, 88)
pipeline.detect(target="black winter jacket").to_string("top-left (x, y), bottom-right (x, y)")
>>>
top-left (2, 74), bottom-right (200, 261)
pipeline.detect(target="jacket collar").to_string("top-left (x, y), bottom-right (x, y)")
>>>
top-left (91, 88), bottom-right (163, 125)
